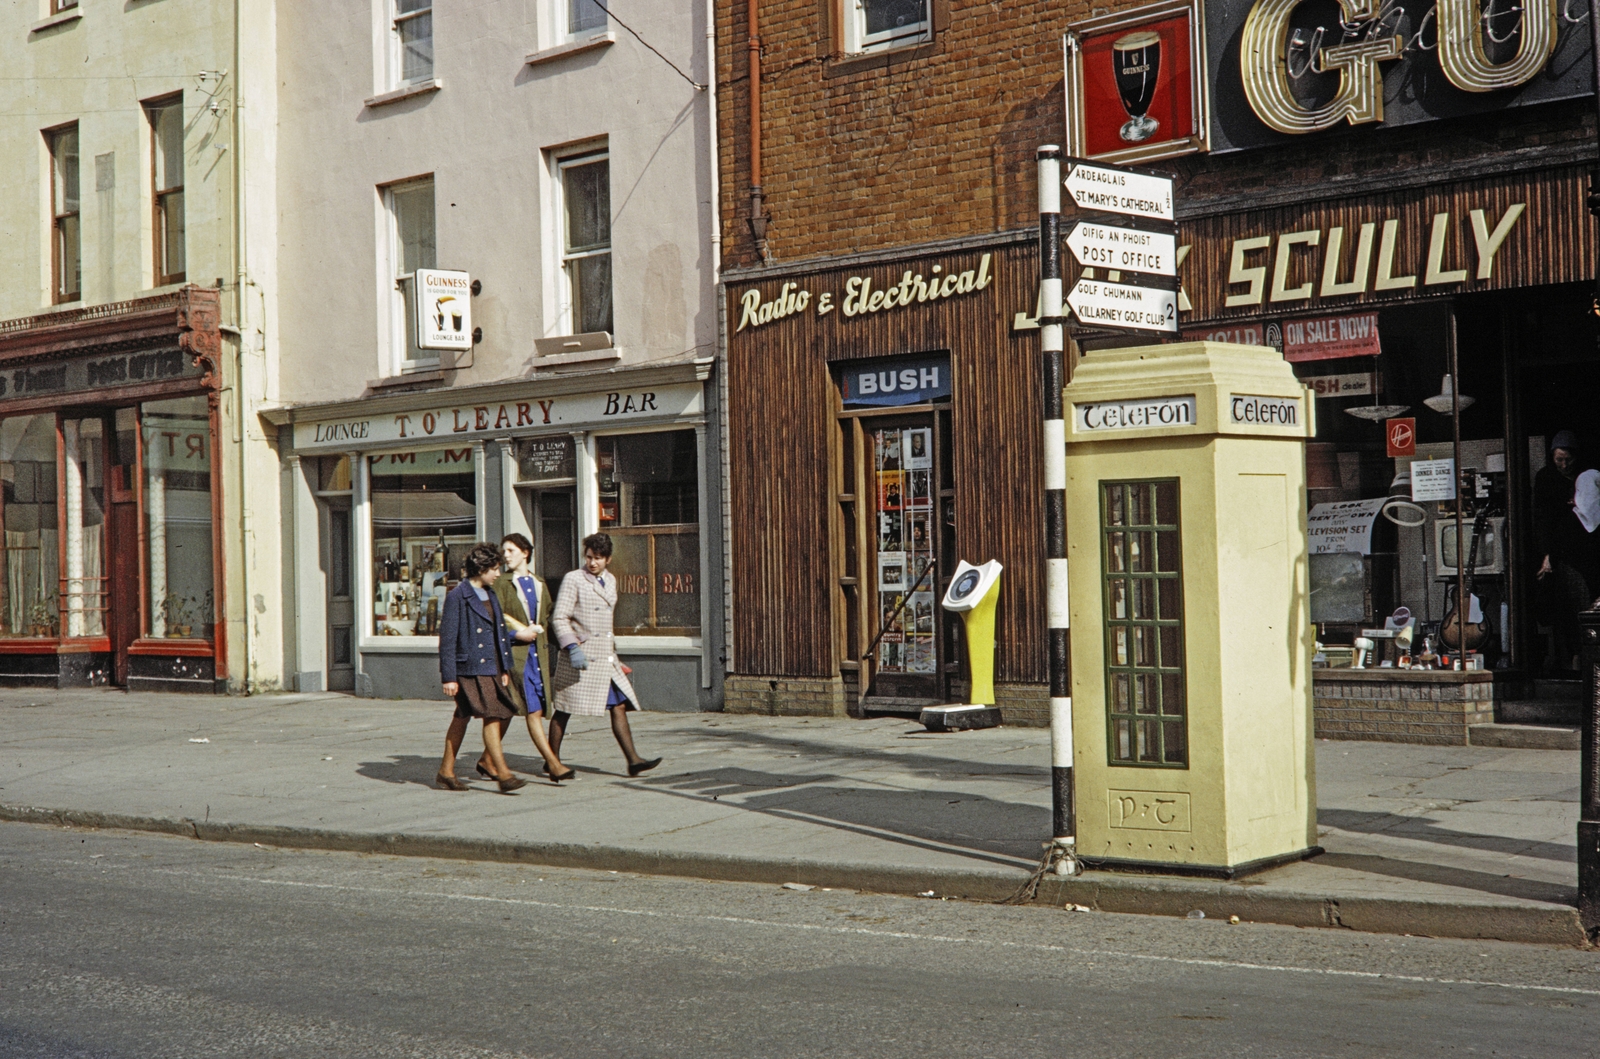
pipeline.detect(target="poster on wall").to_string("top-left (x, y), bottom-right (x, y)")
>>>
top-left (1064, 0), bottom-right (1208, 164)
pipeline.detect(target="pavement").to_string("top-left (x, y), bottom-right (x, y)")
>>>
top-left (0, 688), bottom-right (1588, 947)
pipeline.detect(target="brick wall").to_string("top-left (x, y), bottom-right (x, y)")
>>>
top-left (724, 674), bottom-right (849, 717)
top-left (716, 2), bottom-right (1592, 270)
top-left (1312, 672), bottom-right (1495, 746)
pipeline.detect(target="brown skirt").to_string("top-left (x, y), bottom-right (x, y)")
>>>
top-left (452, 675), bottom-right (517, 722)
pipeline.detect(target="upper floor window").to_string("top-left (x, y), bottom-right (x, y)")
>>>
top-left (558, 152), bottom-right (612, 336)
top-left (383, 177), bottom-right (437, 372)
top-left (52, 1), bottom-right (80, 13)
top-left (392, 0), bottom-right (433, 86)
top-left (146, 95), bottom-right (185, 286)
top-left (47, 124), bottom-right (80, 304)
top-left (847, 0), bottom-right (930, 53)
top-left (567, 0), bottom-right (607, 37)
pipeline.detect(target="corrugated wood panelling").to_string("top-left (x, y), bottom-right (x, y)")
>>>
top-left (728, 240), bottom-right (1047, 682)
top-left (1178, 165), bottom-right (1590, 322)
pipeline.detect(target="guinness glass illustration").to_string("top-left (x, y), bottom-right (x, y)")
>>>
top-left (1113, 30), bottom-right (1161, 143)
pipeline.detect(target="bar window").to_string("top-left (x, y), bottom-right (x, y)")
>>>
top-left (144, 397), bottom-right (214, 640)
top-left (559, 153), bottom-right (612, 336)
top-left (368, 448), bottom-right (476, 637)
top-left (392, 0), bottom-right (433, 86)
top-left (597, 430), bottom-right (699, 635)
top-left (1102, 479), bottom-right (1187, 768)
top-left (384, 177), bottom-right (437, 372)
top-left (147, 96), bottom-right (185, 285)
top-left (0, 416), bottom-right (61, 638)
top-left (48, 124), bottom-right (80, 304)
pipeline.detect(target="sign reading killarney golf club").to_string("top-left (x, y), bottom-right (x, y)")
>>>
top-left (1064, 161), bottom-right (1175, 222)
top-left (1065, 221), bottom-right (1177, 275)
top-left (1067, 276), bottom-right (1178, 333)
top-left (416, 269), bottom-right (473, 352)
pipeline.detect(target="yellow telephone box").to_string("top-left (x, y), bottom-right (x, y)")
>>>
top-left (1062, 340), bottom-right (1318, 876)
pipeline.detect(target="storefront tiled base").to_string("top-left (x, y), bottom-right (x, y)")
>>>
top-left (724, 675), bottom-right (848, 718)
top-left (126, 655), bottom-right (224, 695)
top-left (1313, 670), bottom-right (1495, 746)
top-left (0, 651), bottom-right (112, 689)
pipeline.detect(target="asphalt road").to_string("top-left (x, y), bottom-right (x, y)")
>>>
top-left (2, 823), bottom-right (1597, 1059)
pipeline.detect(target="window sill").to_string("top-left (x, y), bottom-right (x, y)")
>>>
top-left (364, 78), bottom-right (442, 110)
top-left (616, 635), bottom-right (702, 655)
top-left (525, 32), bottom-right (614, 67)
top-left (30, 10), bottom-right (82, 34)
top-left (533, 346), bottom-right (622, 368)
top-left (366, 369), bottom-right (445, 392)
top-left (825, 40), bottom-right (936, 78)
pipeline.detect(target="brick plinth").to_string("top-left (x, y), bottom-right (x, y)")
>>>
top-left (724, 675), bottom-right (848, 718)
top-left (1312, 670), bottom-right (1496, 746)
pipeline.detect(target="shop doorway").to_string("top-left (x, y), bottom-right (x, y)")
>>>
top-left (322, 498), bottom-right (355, 692)
top-left (839, 407), bottom-right (956, 708)
top-left (521, 487), bottom-right (578, 598)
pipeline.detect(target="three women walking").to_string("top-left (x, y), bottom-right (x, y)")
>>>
top-left (436, 532), bottom-right (660, 791)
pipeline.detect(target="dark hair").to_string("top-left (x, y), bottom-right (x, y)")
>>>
top-left (501, 532), bottom-right (534, 558)
top-left (582, 532), bottom-right (613, 559)
top-left (463, 543), bottom-right (501, 578)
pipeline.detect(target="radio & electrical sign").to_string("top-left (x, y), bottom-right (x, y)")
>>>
top-left (735, 252), bottom-right (995, 332)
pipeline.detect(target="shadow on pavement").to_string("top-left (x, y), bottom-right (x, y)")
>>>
top-left (662, 726), bottom-right (1046, 782)
top-left (1318, 809), bottom-right (1577, 864)
top-left (1314, 851), bottom-right (1577, 905)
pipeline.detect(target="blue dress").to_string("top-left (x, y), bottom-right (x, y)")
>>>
top-left (514, 575), bottom-right (549, 714)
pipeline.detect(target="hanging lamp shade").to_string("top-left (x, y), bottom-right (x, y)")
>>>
top-left (1345, 404), bottom-right (1411, 421)
top-left (1423, 374), bottom-right (1474, 413)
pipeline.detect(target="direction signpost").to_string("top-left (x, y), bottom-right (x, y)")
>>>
top-left (1061, 159), bottom-right (1178, 336)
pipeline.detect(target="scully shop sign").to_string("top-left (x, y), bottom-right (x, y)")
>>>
top-left (1176, 166), bottom-right (1590, 320)
top-left (292, 382), bottom-right (704, 452)
top-left (733, 253), bottom-right (994, 332)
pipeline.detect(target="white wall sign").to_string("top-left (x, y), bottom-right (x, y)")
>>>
top-left (1410, 458), bottom-right (1457, 502)
top-left (416, 269), bottom-right (474, 351)
top-left (1228, 394), bottom-right (1300, 426)
top-left (1074, 395), bottom-right (1197, 432)
top-left (1307, 497), bottom-right (1388, 555)
top-left (293, 382), bottom-right (704, 452)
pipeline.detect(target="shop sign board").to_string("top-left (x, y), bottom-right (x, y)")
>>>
top-left (1307, 497), bottom-right (1389, 555)
top-left (1305, 373), bottom-right (1373, 399)
top-left (1065, 221), bottom-right (1177, 276)
top-left (839, 355), bottom-right (952, 408)
top-left (1068, 276), bottom-right (1178, 333)
top-left (293, 381), bottom-right (704, 452)
top-left (1281, 311), bottom-right (1381, 362)
top-left (415, 269), bottom-right (473, 352)
top-left (0, 346), bottom-right (199, 402)
top-left (1410, 458), bottom-right (1457, 501)
top-left (516, 436), bottom-right (577, 481)
top-left (1064, 161), bottom-right (1175, 222)
top-left (1386, 418), bottom-right (1416, 458)
top-left (1074, 394), bottom-right (1197, 432)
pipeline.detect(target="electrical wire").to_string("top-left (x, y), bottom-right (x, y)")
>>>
top-left (591, 0), bottom-right (705, 91)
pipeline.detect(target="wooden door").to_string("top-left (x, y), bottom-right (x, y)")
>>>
top-left (107, 463), bottom-right (141, 685)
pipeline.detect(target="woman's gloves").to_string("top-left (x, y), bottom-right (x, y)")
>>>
top-left (567, 644), bottom-right (589, 670)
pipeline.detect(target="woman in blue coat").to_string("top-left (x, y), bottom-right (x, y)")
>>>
top-left (435, 542), bottom-right (526, 792)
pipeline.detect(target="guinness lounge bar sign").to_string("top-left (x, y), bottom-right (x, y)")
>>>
top-left (1067, 0), bottom-right (1594, 160)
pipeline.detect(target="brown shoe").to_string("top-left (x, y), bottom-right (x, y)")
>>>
top-left (497, 776), bottom-right (528, 793)
top-left (436, 772), bottom-right (469, 791)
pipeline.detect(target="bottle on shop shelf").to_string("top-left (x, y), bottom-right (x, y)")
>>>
top-left (400, 557), bottom-right (410, 582)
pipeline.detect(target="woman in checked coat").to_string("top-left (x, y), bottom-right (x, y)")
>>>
top-left (547, 532), bottom-right (662, 776)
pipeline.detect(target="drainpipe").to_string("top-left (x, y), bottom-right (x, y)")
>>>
top-left (706, 0), bottom-right (722, 281)
top-left (746, 0), bottom-right (767, 261)
top-left (233, 0), bottom-right (252, 691)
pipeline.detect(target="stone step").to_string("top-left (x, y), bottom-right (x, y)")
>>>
top-left (1468, 722), bottom-right (1581, 750)
top-left (1531, 679), bottom-right (1582, 702)
top-left (1498, 698), bottom-right (1581, 725)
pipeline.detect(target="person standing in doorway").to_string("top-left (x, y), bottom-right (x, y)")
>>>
top-left (435, 543), bottom-right (526, 793)
top-left (484, 533), bottom-right (574, 782)
top-left (1533, 431), bottom-right (1593, 672)
top-left (548, 533), bottom-right (662, 777)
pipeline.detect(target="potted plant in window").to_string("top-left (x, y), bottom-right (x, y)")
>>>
top-left (28, 599), bottom-right (56, 638)
top-left (159, 592), bottom-right (196, 638)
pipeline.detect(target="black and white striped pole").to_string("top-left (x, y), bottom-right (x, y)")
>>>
top-left (1038, 145), bottom-right (1078, 876)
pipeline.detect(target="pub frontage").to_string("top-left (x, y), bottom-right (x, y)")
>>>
top-left (265, 359), bottom-right (722, 711)
top-left (0, 287), bottom-right (227, 692)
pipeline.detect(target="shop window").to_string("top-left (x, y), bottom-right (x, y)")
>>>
top-left (597, 431), bottom-right (699, 634)
top-left (391, 0), bottom-right (434, 87)
top-left (47, 124), bottom-right (80, 304)
top-left (61, 418), bottom-right (107, 639)
top-left (146, 95), bottom-right (185, 286)
top-left (846, 0), bottom-right (931, 54)
top-left (0, 416), bottom-right (61, 638)
top-left (1101, 479), bottom-right (1187, 768)
top-left (384, 177), bottom-right (437, 373)
top-left (559, 152), bottom-right (612, 337)
top-left (369, 447), bottom-right (476, 637)
top-left (144, 398), bottom-right (213, 640)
